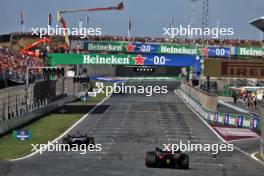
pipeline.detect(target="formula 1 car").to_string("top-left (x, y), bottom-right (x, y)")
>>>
top-left (145, 148), bottom-right (189, 169)
top-left (62, 131), bottom-right (95, 148)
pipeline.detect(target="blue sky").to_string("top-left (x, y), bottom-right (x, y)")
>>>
top-left (0, 0), bottom-right (264, 40)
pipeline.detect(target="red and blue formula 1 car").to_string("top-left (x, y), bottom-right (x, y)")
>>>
top-left (145, 147), bottom-right (189, 169)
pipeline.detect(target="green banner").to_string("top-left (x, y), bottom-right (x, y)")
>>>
top-left (84, 42), bottom-right (127, 52)
top-left (84, 41), bottom-right (202, 55)
top-left (159, 44), bottom-right (202, 55)
top-left (82, 41), bottom-right (263, 57)
top-left (48, 53), bottom-right (135, 65)
top-left (236, 47), bottom-right (263, 56)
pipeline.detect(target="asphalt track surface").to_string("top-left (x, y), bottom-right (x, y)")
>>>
top-left (1, 80), bottom-right (264, 176)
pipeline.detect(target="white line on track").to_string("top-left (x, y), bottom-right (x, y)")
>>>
top-left (165, 130), bottom-right (193, 134)
top-left (166, 134), bottom-right (196, 138)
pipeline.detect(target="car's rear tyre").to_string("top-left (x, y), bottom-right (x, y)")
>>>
top-left (88, 137), bottom-right (95, 145)
top-left (62, 137), bottom-right (69, 144)
top-left (62, 137), bottom-right (70, 150)
top-left (145, 151), bottom-right (157, 167)
top-left (179, 154), bottom-right (189, 169)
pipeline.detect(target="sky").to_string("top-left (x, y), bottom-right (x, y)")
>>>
top-left (0, 0), bottom-right (264, 40)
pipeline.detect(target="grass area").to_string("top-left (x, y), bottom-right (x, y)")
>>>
top-left (0, 81), bottom-right (110, 160)
top-left (255, 152), bottom-right (264, 162)
top-left (0, 114), bottom-right (82, 160)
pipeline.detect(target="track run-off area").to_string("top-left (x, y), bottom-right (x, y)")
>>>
top-left (0, 80), bottom-right (264, 176)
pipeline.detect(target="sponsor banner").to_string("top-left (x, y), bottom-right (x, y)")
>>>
top-left (228, 114), bottom-right (236, 125)
top-left (217, 112), bottom-right (224, 124)
top-left (204, 59), bottom-right (264, 79)
top-left (48, 53), bottom-right (201, 68)
top-left (158, 44), bottom-right (201, 55)
top-left (207, 46), bottom-right (230, 58)
top-left (83, 41), bottom-right (202, 55)
top-left (82, 41), bottom-right (263, 57)
top-left (223, 114), bottom-right (230, 126)
top-left (236, 47), bottom-right (263, 56)
top-left (179, 88), bottom-right (260, 130)
top-left (250, 117), bottom-right (260, 130)
top-left (12, 130), bottom-right (32, 140)
top-left (235, 115), bottom-right (244, 128)
top-left (84, 41), bottom-right (126, 52)
top-left (83, 41), bottom-right (163, 53)
top-left (243, 117), bottom-right (251, 128)
top-left (214, 112), bottom-right (219, 124)
top-left (132, 43), bottom-right (160, 53)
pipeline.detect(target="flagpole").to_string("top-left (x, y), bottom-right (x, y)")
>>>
top-left (20, 12), bottom-right (25, 33)
top-left (171, 17), bottom-right (173, 39)
top-left (86, 15), bottom-right (89, 28)
top-left (128, 17), bottom-right (131, 42)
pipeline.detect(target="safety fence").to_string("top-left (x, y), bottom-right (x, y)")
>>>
top-left (177, 87), bottom-right (261, 132)
top-left (0, 78), bottom-right (81, 124)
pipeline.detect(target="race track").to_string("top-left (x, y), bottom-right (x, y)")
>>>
top-left (0, 80), bottom-right (264, 176)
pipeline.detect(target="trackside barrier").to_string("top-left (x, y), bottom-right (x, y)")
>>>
top-left (0, 95), bottom-right (77, 135)
top-left (177, 88), bottom-right (261, 132)
top-left (181, 83), bottom-right (218, 112)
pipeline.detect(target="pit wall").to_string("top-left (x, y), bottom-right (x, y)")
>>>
top-left (177, 85), bottom-right (261, 132)
top-left (0, 95), bottom-right (77, 135)
top-left (0, 78), bottom-right (81, 135)
top-left (181, 83), bottom-right (218, 112)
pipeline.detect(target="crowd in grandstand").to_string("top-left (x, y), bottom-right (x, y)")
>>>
top-left (0, 47), bottom-right (44, 87)
top-left (86, 35), bottom-right (263, 47)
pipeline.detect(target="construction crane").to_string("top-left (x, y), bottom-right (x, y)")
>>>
top-left (57, 2), bottom-right (124, 47)
top-left (20, 3), bottom-right (124, 57)
top-left (20, 37), bottom-right (51, 57)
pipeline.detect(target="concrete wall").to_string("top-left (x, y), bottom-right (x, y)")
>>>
top-left (181, 83), bottom-right (218, 112)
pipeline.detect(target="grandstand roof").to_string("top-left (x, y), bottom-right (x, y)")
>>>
top-left (250, 16), bottom-right (264, 32)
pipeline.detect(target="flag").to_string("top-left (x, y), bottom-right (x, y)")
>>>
top-left (128, 17), bottom-right (132, 31)
top-left (20, 11), bottom-right (25, 25)
top-left (48, 13), bottom-right (52, 26)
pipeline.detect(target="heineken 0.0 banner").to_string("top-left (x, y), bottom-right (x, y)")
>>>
top-left (82, 41), bottom-right (263, 57)
top-left (235, 47), bottom-right (263, 56)
top-left (48, 53), bottom-right (201, 69)
top-left (83, 41), bottom-right (202, 55)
